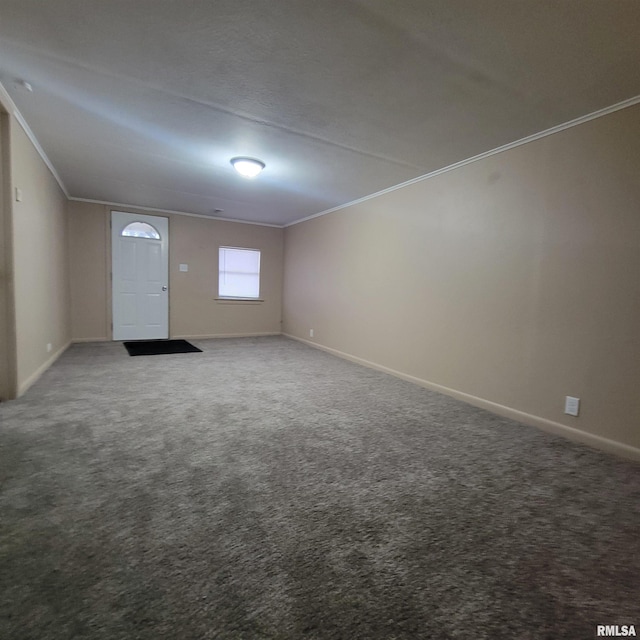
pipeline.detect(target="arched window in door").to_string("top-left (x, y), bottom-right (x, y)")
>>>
top-left (121, 222), bottom-right (161, 239)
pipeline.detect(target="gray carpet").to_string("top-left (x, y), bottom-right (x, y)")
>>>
top-left (1, 336), bottom-right (638, 639)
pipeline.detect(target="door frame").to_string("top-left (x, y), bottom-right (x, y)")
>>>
top-left (110, 210), bottom-right (170, 341)
top-left (0, 109), bottom-right (17, 399)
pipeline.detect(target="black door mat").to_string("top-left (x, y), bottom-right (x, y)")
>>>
top-left (123, 339), bottom-right (202, 356)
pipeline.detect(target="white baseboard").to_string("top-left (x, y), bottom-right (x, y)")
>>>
top-left (17, 340), bottom-right (71, 397)
top-left (172, 332), bottom-right (282, 340)
top-left (283, 334), bottom-right (640, 462)
top-left (72, 333), bottom-right (281, 342)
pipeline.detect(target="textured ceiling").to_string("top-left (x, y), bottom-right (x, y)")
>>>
top-left (0, 1), bottom-right (639, 226)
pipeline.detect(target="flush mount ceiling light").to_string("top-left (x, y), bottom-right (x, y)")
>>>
top-left (230, 157), bottom-right (265, 178)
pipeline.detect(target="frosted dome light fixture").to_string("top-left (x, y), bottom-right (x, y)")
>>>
top-left (230, 157), bottom-right (265, 178)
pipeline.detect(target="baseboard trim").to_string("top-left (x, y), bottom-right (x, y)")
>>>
top-left (283, 334), bottom-right (640, 462)
top-left (17, 340), bottom-right (71, 397)
top-left (72, 333), bottom-right (282, 342)
top-left (172, 332), bottom-right (282, 340)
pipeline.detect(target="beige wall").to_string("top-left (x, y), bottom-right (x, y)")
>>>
top-left (283, 104), bottom-right (640, 454)
top-left (11, 123), bottom-right (70, 394)
top-left (67, 201), bottom-right (109, 340)
top-left (68, 202), bottom-right (283, 341)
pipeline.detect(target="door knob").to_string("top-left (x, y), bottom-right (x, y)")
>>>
top-left (162, 285), bottom-right (168, 291)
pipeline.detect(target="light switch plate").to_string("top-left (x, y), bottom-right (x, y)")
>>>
top-left (179, 264), bottom-right (188, 272)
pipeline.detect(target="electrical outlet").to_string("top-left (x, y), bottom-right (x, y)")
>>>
top-left (564, 396), bottom-right (580, 417)
top-left (46, 343), bottom-right (52, 353)
top-left (309, 329), bottom-right (314, 338)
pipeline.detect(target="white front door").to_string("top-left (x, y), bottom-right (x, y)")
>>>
top-left (111, 211), bottom-right (169, 340)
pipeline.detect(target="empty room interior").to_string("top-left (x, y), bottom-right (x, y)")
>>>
top-left (1, 2), bottom-right (639, 639)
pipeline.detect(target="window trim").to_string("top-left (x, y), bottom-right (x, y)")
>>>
top-left (217, 246), bottom-right (262, 301)
top-left (214, 297), bottom-right (264, 304)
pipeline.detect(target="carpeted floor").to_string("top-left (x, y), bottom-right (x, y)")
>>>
top-left (0, 336), bottom-right (638, 639)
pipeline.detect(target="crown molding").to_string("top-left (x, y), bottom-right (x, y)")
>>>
top-left (3, 77), bottom-right (639, 230)
top-left (285, 94), bottom-right (640, 228)
top-left (0, 80), bottom-right (70, 198)
top-left (69, 197), bottom-right (283, 228)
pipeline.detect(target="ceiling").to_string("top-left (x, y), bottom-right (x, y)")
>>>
top-left (0, 1), bottom-right (639, 226)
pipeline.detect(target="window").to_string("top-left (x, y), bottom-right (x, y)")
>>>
top-left (121, 221), bottom-right (160, 239)
top-left (218, 247), bottom-right (261, 299)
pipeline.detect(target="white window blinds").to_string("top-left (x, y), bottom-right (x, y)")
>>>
top-left (218, 247), bottom-right (261, 299)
